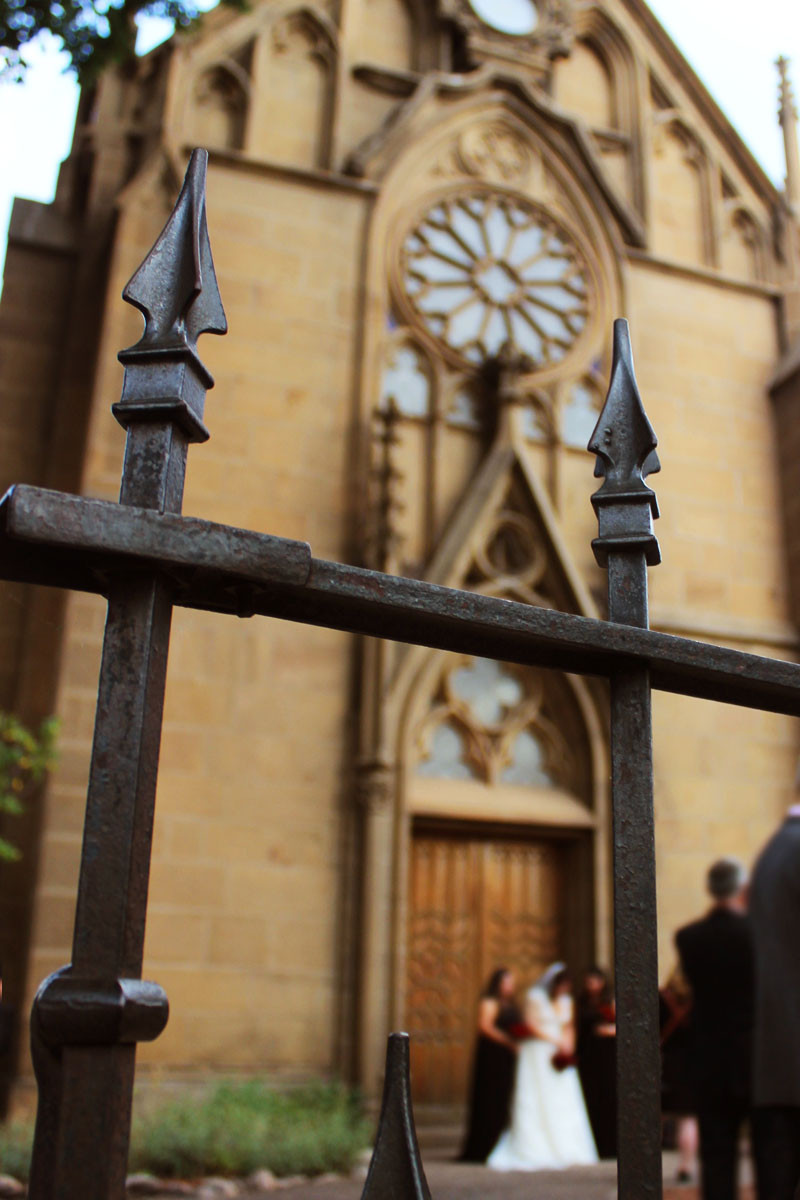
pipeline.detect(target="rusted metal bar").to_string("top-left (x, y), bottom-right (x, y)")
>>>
top-left (360, 1034), bottom-right (431, 1200)
top-left (2, 486), bottom-right (800, 715)
top-left (28, 150), bottom-right (226, 1200)
top-left (1, 485), bottom-right (311, 586)
top-left (590, 320), bottom-right (663, 1200)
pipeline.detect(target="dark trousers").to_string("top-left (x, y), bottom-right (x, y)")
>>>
top-left (753, 1106), bottom-right (800, 1200)
top-left (697, 1099), bottom-right (750, 1200)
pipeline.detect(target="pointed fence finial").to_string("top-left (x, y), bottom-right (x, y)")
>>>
top-left (114, 148), bottom-right (227, 444)
top-left (588, 319), bottom-right (661, 567)
top-left (777, 57), bottom-right (800, 211)
top-left (360, 1034), bottom-right (432, 1200)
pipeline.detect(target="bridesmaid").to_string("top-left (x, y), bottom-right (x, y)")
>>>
top-left (460, 968), bottom-right (522, 1163)
top-left (577, 965), bottom-right (617, 1159)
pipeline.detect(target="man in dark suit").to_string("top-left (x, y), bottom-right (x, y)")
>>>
top-left (676, 857), bottom-right (754, 1200)
top-left (750, 806), bottom-right (800, 1200)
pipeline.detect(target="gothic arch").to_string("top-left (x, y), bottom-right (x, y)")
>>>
top-left (246, 6), bottom-right (338, 168)
top-left (349, 0), bottom-right (417, 73)
top-left (351, 81), bottom-right (626, 1092)
top-left (382, 454), bottom-right (611, 1079)
top-left (353, 423), bottom-right (612, 1089)
top-left (551, 8), bottom-right (645, 213)
top-left (553, 37), bottom-right (616, 132)
top-left (650, 113), bottom-right (714, 266)
top-left (721, 203), bottom-right (767, 283)
top-left (187, 61), bottom-right (250, 152)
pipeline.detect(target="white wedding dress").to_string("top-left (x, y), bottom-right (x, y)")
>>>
top-left (488, 985), bottom-right (598, 1171)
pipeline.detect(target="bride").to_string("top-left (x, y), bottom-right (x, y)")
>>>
top-left (488, 962), bottom-right (599, 1171)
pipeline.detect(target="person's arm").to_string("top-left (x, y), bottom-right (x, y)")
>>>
top-left (556, 995), bottom-right (576, 1055)
top-left (478, 998), bottom-right (517, 1052)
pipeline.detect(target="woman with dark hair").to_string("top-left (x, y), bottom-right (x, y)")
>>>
top-left (460, 967), bottom-right (522, 1162)
top-left (577, 966), bottom-right (617, 1159)
top-left (488, 963), bottom-right (598, 1171)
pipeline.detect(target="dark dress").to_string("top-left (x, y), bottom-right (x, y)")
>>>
top-left (577, 999), bottom-right (617, 1159)
top-left (460, 1000), bottom-right (522, 1162)
top-left (659, 990), bottom-right (696, 1116)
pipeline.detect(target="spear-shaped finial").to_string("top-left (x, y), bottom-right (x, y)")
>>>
top-left (777, 57), bottom-right (800, 212)
top-left (360, 1034), bottom-right (432, 1200)
top-left (588, 319), bottom-right (661, 568)
top-left (114, 148), bottom-right (227, 444)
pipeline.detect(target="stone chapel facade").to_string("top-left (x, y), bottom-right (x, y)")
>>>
top-left (1, 0), bottom-right (800, 1109)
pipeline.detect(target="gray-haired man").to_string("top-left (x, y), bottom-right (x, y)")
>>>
top-left (676, 857), bottom-right (755, 1200)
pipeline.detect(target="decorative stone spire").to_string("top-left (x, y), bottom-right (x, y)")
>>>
top-left (777, 57), bottom-right (800, 214)
top-left (370, 399), bottom-right (405, 572)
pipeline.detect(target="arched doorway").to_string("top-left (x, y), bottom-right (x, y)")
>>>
top-left (400, 653), bottom-right (601, 1109)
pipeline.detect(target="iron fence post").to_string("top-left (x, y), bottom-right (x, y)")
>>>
top-left (590, 319), bottom-right (663, 1200)
top-left (360, 1034), bottom-right (432, 1200)
top-left (28, 149), bottom-right (226, 1200)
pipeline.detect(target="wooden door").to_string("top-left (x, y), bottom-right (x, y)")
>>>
top-left (405, 828), bottom-right (564, 1106)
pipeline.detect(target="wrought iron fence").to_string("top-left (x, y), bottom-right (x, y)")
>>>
top-left (1, 150), bottom-right (798, 1200)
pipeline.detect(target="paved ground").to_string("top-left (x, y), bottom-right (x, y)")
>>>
top-left (146, 1152), bottom-right (756, 1199)
top-left (249, 1161), bottom-right (620, 1199)
top-left (216, 1157), bottom-right (756, 1200)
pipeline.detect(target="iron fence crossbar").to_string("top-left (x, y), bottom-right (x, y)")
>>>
top-left (0, 150), bottom-right (792, 1200)
top-left (2, 484), bottom-right (800, 716)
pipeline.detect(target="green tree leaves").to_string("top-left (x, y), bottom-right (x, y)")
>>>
top-left (0, 712), bottom-right (59, 861)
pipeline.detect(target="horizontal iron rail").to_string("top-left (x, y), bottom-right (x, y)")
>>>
top-left (2, 483), bottom-right (800, 716)
top-left (0, 484), bottom-right (311, 586)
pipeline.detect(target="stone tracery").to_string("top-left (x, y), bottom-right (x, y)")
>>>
top-left (400, 191), bottom-right (591, 367)
top-left (415, 655), bottom-right (575, 789)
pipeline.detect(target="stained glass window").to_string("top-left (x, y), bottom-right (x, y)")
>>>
top-left (446, 387), bottom-right (483, 431)
top-left (416, 721), bottom-right (476, 780)
top-left (450, 657), bottom-right (523, 726)
top-left (380, 343), bottom-right (431, 418)
top-left (563, 380), bottom-right (601, 448)
top-left (402, 192), bottom-right (590, 368)
top-left (501, 728), bottom-right (556, 786)
top-left (415, 657), bottom-right (572, 789)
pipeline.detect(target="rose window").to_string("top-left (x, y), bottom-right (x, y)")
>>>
top-left (401, 192), bottom-right (591, 368)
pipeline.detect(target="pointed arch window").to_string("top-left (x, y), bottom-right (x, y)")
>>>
top-left (189, 63), bottom-right (249, 151)
top-left (562, 378), bottom-right (602, 449)
top-left (416, 719), bottom-right (476, 780)
top-left (520, 394), bottom-right (554, 445)
top-left (415, 656), bottom-right (572, 790)
top-left (721, 208), bottom-right (764, 283)
top-left (380, 342), bottom-right (432, 419)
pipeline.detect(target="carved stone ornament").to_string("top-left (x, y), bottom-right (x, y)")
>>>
top-left (457, 123), bottom-right (532, 184)
top-left (271, 11), bottom-right (335, 65)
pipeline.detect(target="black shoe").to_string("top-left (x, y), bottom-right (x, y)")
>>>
top-left (676, 1169), bottom-right (693, 1185)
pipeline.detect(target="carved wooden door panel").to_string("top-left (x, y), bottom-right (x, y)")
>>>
top-left (405, 828), bottom-right (564, 1107)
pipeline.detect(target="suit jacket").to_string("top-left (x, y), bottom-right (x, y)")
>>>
top-left (749, 816), bottom-right (800, 1107)
top-left (675, 907), bottom-right (755, 1104)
